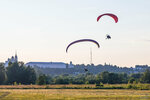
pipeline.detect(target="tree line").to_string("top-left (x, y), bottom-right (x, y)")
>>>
top-left (37, 69), bottom-right (150, 85)
top-left (0, 62), bottom-right (36, 85)
top-left (36, 64), bottom-right (150, 76)
top-left (0, 62), bottom-right (150, 85)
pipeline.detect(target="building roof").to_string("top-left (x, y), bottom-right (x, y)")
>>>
top-left (26, 62), bottom-right (66, 65)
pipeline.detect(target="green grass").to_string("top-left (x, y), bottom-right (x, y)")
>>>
top-left (0, 89), bottom-right (150, 100)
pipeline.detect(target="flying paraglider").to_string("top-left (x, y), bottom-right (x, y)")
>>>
top-left (97, 13), bottom-right (118, 23)
top-left (66, 39), bottom-right (100, 53)
top-left (106, 34), bottom-right (111, 39)
top-left (84, 68), bottom-right (88, 72)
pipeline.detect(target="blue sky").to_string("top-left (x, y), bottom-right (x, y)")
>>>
top-left (0, 0), bottom-right (150, 67)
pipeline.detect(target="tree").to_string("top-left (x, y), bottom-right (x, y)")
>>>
top-left (141, 69), bottom-right (150, 83)
top-left (72, 74), bottom-right (85, 84)
top-left (96, 73), bottom-right (102, 84)
top-left (6, 62), bottom-right (36, 84)
top-left (128, 78), bottom-right (136, 84)
top-left (108, 73), bottom-right (119, 84)
top-left (22, 66), bottom-right (36, 84)
top-left (118, 73), bottom-right (128, 83)
top-left (0, 63), bottom-right (6, 84)
top-left (6, 62), bottom-right (20, 84)
top-left (85, 73), bottom-right (96, 84)
top-left (130, 73), bottom-right (142, 79)
top-left (45, 75), bottom-right (53, 84)
top-left (53, 75), bottom-right (70, 84)
top-left (129, 73), bottom-right (142, 83)
top-left (100, 71), bottom-right (109, 84)
top-left (36, 74), bottom-right (46, 85)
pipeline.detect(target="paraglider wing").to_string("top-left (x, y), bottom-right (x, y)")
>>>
top-left (66, 39), bottom-right (100, 53)
top-left (97, 13), bottom-right (118, 23)
top-left (84, 68), bottom-right (88, 72)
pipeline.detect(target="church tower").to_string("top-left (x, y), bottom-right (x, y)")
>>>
top-left (4, 52), bottom-right (18, 67)
top-left (15, 51), bottom-right (18, 62)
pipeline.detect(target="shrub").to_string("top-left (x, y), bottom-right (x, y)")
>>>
top-left (13, 82), bottom-right (17, 85)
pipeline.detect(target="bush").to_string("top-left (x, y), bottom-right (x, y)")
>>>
top-left (36, 74), bottom-right (46, 85)
top-left (127, 84), bottom-right (138, 89)
top-left (96, 82), bottom-right (104, 87)
top-left (13, 82), bottom-right (17, 85)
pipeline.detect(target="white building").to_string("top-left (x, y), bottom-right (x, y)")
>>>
top-left (26, 61), bottom-right (74, 68)
top-left (4, 53), bottom-right (18, 67)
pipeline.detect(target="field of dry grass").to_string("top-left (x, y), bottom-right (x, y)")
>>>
top-left (0, 89), bottom-right (150, 100)
top-left (0, 84), bottom-right (95, 89)
top-left (0, 84), bottom-right (149, 90)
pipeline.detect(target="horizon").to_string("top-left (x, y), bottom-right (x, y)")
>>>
top-left (3, 53), bottom-right (149, 68)
top-left (0, 0), bottom-right (150, 67)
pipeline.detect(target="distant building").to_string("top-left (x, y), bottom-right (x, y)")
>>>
top-left (4, 53), bottom-right (18, 67)
top-left (135, 65), bottom-right (149, 70)
top-left (26, 61), bottom-right (74, 68)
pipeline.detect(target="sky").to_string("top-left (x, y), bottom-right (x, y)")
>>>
top-left (0, 0), bottom-right (150, 67)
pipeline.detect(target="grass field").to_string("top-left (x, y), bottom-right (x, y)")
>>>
top-left (0, 89), bottom-right (150, 100)
top-left (0, 84), bottom-right (150, 90)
